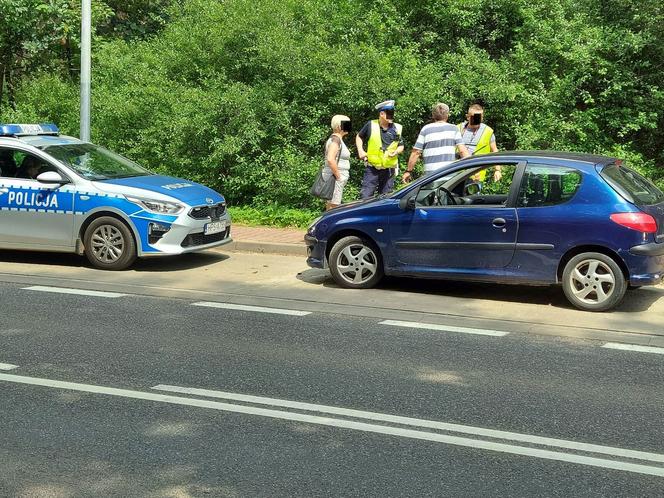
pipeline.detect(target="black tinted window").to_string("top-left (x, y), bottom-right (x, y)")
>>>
top-left (601, 164), bottom-right (664, 206)
top-left (518, 164), bottom-right (582, 207)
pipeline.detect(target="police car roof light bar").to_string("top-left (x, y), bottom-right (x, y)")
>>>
top-left (0, 123), bottom-right (60, 137)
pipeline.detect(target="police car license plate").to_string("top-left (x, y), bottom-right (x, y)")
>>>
top-left (204, 220), bottom-right (226, 235)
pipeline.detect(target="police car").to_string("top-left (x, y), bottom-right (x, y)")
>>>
top-left (0, 124), bottom-right (231, 270)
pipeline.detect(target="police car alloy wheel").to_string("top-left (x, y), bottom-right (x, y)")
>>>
top-left (329, 235), bottom-right (384, 289)
top-left (83, 216), bottom-right (137, 270)
top-left (562, 252), bottom-right (627, 311)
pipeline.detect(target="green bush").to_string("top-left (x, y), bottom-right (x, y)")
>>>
top-left (3, 0), bottom-right (663, 218)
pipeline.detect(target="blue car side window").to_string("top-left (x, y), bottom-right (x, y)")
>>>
top-left (517, 164), bottom-right (582, 208)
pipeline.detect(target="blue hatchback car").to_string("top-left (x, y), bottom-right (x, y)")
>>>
top-left (305, 152), bottom-right (664, 311)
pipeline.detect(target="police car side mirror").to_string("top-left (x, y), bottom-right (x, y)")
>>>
top-left (36, 171), bottom-right (69, 185)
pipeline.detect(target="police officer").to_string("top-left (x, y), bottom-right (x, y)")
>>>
top-left (356, 100), bottom-right (404, 199)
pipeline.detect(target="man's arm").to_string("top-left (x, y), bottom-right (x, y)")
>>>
top-left (389, 129), bottom-right (406, 157)
top-left (390, 144), bottom-right (405, 157)
top-left (458, 143), bottom-right (471, 158)
top-left (356, 134), bottom-right (367, 161)
top-left (402, 149), bottom-right (421, 183)
top-left (356, 122), bottom-right (370, 161)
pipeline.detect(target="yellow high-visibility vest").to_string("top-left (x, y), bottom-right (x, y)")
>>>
top-left (458, 123), bottom-right (494, 180)
top-left (367, 120), bottom-right (403, 169)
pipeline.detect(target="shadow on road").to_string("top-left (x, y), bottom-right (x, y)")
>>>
top-left (0, 249), bottom-right (229, 273)
top-left (296, 268), bottom-right (663, 313)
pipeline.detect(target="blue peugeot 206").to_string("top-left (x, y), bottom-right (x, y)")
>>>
top-left (306, 151), bottom-right (664, 311)
top-left (0, 124), bottom-right (231, 270)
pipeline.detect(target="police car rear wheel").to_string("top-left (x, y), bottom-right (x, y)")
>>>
top-left (84, 217), bottom-right (136, 270)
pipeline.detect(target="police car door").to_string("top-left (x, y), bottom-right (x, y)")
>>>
top-left (0, 147), bottom-right (75, 248)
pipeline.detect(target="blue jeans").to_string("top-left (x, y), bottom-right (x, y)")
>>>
top-left (360, 165), bottom-right (395, 199)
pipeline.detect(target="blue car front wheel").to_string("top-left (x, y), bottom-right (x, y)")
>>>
top-left (329, 235), bottom-right (384, 289)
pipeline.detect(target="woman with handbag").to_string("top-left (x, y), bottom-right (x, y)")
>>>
top-left (320, 114), bottom-right (352, 210)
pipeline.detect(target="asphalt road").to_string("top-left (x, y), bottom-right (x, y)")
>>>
top-left (1, 281), bottom-right (664, 497)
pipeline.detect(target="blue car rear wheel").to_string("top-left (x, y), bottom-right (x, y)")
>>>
top-left (562, 252), bottom-right (627, 311)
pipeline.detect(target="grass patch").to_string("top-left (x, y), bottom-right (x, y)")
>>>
top-left (228, 205), bottom-right (320, 229)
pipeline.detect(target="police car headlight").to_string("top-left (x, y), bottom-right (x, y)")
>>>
top-left (126, 196), bottom-right (184, 215)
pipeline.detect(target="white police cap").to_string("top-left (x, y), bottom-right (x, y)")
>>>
top-left (375, 100), bottom-right (395, 111)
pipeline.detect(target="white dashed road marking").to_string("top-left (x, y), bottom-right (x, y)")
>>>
top-left (22, 286), bottom-right (127, 298)
top-left (380, 320), bottom-right (509, 337)
top-left (0, 373), bottom-right (663, 477)
top-left (191, 301), bottom-right (311, 316)
top-left (0, 363), bottom-right (18, 371)
top-left (602, 343), bottom-right (664, 355)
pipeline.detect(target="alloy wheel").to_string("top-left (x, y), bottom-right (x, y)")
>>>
top-left (91, 224), bottom-right (125, 263)
top-left (335, 243), bottom-right (379, 285)
top-left (568, 259), bottom-right (616, 306)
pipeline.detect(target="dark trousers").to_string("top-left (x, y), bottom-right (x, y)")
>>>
top-left (360, 165), bottom-right (395, 199)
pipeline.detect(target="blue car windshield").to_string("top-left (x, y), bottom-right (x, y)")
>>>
top-left (43, 143), bottom-right (152, 180)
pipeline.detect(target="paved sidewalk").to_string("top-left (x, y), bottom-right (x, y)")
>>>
top-left (225, 224), bottom-right (307, 256)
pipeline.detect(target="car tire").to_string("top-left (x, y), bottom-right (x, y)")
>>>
top-left (562, 252), bottom-right (627, 311)
top-left (83, 216), bottom-right (137, 270)
top-left (329, 235), bottom-right (384, 289)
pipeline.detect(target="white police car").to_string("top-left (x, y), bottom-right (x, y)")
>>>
top-left (0, 123), bottom-right (231, 270)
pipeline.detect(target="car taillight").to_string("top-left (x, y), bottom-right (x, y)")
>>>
top-left (610, 212), bottom-right (658, 233)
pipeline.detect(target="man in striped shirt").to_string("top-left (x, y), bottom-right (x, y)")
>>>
top-left (403, 103), bottom-right (470, 183)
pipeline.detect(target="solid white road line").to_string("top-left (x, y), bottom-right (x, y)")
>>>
top-left (23, 286), bottom-right (127, 298)
top-left (1, 373), bottom-right (663, 477)
top-left (602, 343), bottom-right (664, 355)
top-left (0, 363), bottom-right (18, 371)
top-left (380, 319), bottom-right (509, 337)
top-left (191, 301), bottom-right (311, 316)
top-left (152, 384), bottom-right (664, 464)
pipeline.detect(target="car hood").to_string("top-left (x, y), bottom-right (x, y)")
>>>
top-left (327, 196), bottom-right (387, 213)
top-left (95, 175), bottom-right (224, 204)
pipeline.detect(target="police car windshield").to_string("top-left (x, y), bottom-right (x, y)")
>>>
top-left (43, 143), bottom-right (152, 180)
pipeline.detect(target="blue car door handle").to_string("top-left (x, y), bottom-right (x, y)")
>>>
top-left (492, 217), bottom-right (506, 228)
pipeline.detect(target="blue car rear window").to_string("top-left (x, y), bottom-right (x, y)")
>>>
top-left (601, 164), bottom-right (664, 206)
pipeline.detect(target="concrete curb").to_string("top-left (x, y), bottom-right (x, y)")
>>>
top-left (221, 239), bottom-right (307, 257)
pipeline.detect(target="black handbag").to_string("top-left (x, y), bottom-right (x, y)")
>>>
top-left (309, 167), bottom-right (335, 200)
top-left (310, 136), bottom-right (342, 200)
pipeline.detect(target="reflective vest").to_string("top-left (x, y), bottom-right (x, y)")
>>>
top-left (458, 122), bottom-right (494, 181)
top-left (457, 122), bottom-right (494, 156)
top-left (367, 120), bottom-right (403, 169)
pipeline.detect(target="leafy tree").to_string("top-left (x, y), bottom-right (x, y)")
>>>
top-left (2, 0), bottom-right (662, 211)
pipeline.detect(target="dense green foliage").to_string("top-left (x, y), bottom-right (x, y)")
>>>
top-left (2, 0), bottom-right (663, 217)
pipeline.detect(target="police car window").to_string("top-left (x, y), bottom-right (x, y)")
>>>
top-left (517, 164), bottom-right (582, 207)
top-left (0, 149), bottom-right (54, 180)
top-left (0, 148), bottom-right (19, 178)
top-left (44, 143), bottom-right (152, 180)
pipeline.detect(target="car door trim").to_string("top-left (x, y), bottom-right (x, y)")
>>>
top-left (395, 241), bottom-right (516, 250)
top-left (395, 242), bottom-right (554, 250)
top-left (515, 243), bottom-right (555, 250)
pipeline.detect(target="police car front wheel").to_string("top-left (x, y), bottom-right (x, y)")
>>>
top-left (83, 217), bottom-right (137, 270)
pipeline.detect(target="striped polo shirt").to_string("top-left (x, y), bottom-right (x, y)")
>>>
top-left (413, 122), bottom-right (463, 172)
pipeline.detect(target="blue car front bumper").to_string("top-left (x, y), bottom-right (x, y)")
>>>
top-left (305, 234), bottom-right (327, 269)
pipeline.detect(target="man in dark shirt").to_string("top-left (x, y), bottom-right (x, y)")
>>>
top-left (356, 100), bottom-right (405, 199)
